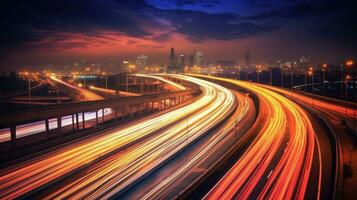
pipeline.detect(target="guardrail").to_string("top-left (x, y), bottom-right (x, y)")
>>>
top-left (0, 89), bottom-right (198, 128)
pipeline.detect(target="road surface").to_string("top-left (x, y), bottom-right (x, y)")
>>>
top-left (194, 75), bottom-right (320, 200)
top-left (0, 75), bottom-right (235, 199)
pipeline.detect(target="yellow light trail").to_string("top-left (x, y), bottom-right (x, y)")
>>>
top-left (41, 75), bottom-right (236, 199)
top-left (0, 75), bottom-right (234, 199)
top-left (191, 75), bottom-right (320, 200)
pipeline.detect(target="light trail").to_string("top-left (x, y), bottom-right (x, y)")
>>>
top-left (193, 75), bottom-right (319, 200)
top-left (39, 75), bottom-right (236, 199)
top-left (0, 75), bottom-right (234, 199)
top-left (49, 75), bottom-right (103, 101)
top-left (134, 74), bottom-right (186, 91)
top-left (89, 85), bottom-right (140, 96)
top-left (261, 85), bottom-right (356, 119)
top-left (137, 91), bottom-right (251, 200)
top-left (0, 76), bottom-right (110, 142)
top-left (0, 110), bottom-right (110, 142)
top-left (0, 74), bottom-right (186, 142)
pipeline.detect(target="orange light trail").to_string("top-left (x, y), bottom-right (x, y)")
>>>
top-left (41, 75), bottom-right (236, 199)
top-left (192, 75), bottom-right (319, 200)
top-left (89, 85), bottom-right (140, 96)
top-left (261, 85), bottom-right (356, 119)
top-left (0, 75), bottom-right (235, 199)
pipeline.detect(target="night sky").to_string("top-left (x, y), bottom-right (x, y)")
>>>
top-left (0, 0), bottom-right (356, 68)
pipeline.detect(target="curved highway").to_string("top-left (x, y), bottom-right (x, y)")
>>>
top-left (193, 75), bottom-right (320, 200)
top-left (0, 75), bottom-right (235, 199)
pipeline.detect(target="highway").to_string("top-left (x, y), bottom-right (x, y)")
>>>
top-left (263, 85), bottom-right (356, 119)
top-left (120, 88), bottom-right (255, 200)
top-left (89, 85), bottom-right (140, 96)
top-left (49, 75), bottom-right (103, 101)
top-left (0, 76), bottom-right (109, 143)
top-left (134, 74), bottom-right (186, 90)
top-left (193, 75), bottom-right (320, 200)
top-left (0, 74), bottom-right (188, 143)
top-left (0, 75), bottom-right (235, 199)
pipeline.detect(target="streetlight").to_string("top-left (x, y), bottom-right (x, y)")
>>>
top-left (291, 65), bottom-right (294, 90)
top-left (102, 72), bottom-right (108, 99)
top-left (256, 65), bottom-right (260, 83)
top-left (341, 60), bottom-right (354, 99)
top-left (345, 75), bottom-right (351, 116)
top-left (245, 66), bottom-right (248, 81)
top-left (322, 64), bottom-right (327, 96)
top-left (346, 75), bottom-right (351, 100)
top-left (24, 72), bottom-right (31, 104)
top-left (304, 70), bottom-right (307, 92)
top-left (309, 67), bottom-right (314, 93)
top-left (238, 66), bottom-right (241, 80)
top-left (308, 70), bottom-right (314, 106)
top-left (346, 60), bottom-right (354, 67)
top-left (270, 67), bottom-right (273, 85)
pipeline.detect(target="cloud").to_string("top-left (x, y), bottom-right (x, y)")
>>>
top-left (1, 0), bottom-right (349, 59)
top-left (244, 3), bottom-right (335, 20)
top-left (155, 9), bottom-right (276, 41)
top-left (0, 0), bottom-right (155, 51)
top-left (175, 0), bottom-right (220, 7)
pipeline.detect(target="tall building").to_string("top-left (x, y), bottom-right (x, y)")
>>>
top-left (178, 54), bottom-right (185, 70)
top-left (136, 55), bottom-right (148, 70)
top-left (299, 56), bottom-right (311, 70)
top-left (193, 50), bottom-right (204, 67)
top-left (189, 54), bottom-right (194, 68)
top-left (168, 47), bottom-right (177, 72)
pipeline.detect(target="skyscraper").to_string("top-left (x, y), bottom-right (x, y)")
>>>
top-left (178, 54), bottom-right (185, 70)
top-left (193, 50), bottom-right (204, 67)
top-left (136, 54), bottom-right (148, 70)
top-left (168, 47), bottom-right (176, 72)
top-left (189, 54), bottom-right (194, 68)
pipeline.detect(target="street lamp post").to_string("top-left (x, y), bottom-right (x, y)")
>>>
top-left (103, 72), bottom-right (108, 99)
top-left (309, 67), bottom-right (314, 93)
top-left (304, 72), bottom-right (307, 92)
top-left (342, 60), bottom-right (354, 99)
top-left (345, 75), bottom-right (351, 116)
top-left (245, 66), bottom-right (248, 81)
top-left (27, 73), bottom-right (31, 104)
top-left (340, 64), bottom-right (343, 98)
top-left (256, 65), bottom-right (260, 83)
top-left (346, 75), bottom-right (351, 100)
top-left (238, 66), bottom-right (241, 80)
top-left (308, 70), bottom-right (314, 106)
top-left (322, 64), bottom-right (327, 96)
top-left (291, 66), bottom-right (294, 89)
top-left (270, 67), bottom-right (273, 85)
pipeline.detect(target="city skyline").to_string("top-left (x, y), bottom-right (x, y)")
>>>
top-left (1, 0), bottom-right (356, 69)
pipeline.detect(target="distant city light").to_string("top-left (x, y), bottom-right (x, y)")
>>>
top-left (346, 60), bottom-right (353, 67)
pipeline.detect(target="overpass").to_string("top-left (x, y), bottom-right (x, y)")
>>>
top-left (0, 89), bottom-right (199, 149)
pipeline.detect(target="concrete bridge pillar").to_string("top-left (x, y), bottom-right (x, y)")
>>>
top-left (76, 113), bottom-right (79, 130)
top-left (57, 116), bottom-right (62, 134)
top-left (45, 119), bottom-right (50, 139)
top-left (45, 119), bottom-right (49, 132)
top-left (96, 110), bottom-right (99, 126)
top-left (71, 114), bottom-right (75, 131)
top-left (82, 112), bottom-right (85, 129)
